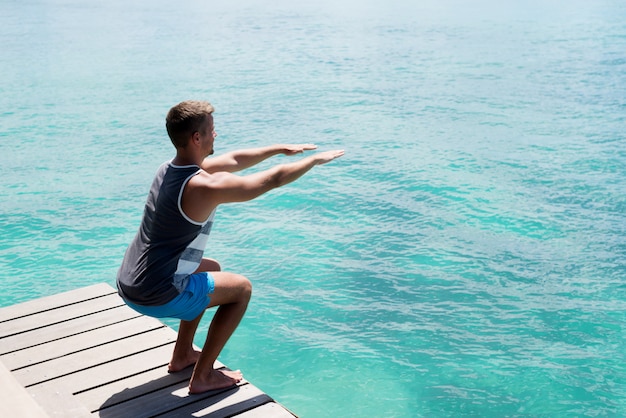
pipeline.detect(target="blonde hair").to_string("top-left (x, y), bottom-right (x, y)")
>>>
top-left (165, 100), bottom-right (214, 148)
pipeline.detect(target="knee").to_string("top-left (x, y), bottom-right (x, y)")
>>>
top-left (237, 274), bottom-right (253, 302)
top-left (211, 272), bottom-right (252, 306)
top-left (243, 277), bottom-right (252, 301)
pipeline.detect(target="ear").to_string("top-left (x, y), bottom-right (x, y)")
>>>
top-left (191, 131), bottom-right (201, 145)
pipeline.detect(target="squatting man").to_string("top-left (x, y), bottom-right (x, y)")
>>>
top-left (117, 100), bottom-right (344, 393)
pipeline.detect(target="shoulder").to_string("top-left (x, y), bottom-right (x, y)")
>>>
top-left (188, 170), bottom-right (238, 189)
top-left (185, 169), bottom-right (267, 205)
top-left (180, 171), bottom-right (224, 222)
top-left (185, 170), bottom-right (245, 201)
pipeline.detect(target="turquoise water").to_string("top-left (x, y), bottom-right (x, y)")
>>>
top-left (1, 0), bottom-right (625, 416)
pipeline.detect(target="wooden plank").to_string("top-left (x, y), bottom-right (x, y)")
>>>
top-left (1, 315), bottom-right (166, 371)
top-left (75, 357), bottom-right (226, 412)
top-left (165, 383), bottom-right (274, 418)
top-left (25, 344), bottom-right (175, 416)
top-left (233, 402), bottom-right (297, 418)
top-left (0, 305), bottom-right (141, 355)
top-left (192, 389), bottom-right (273, 418)
top-left (14, 327), bottom-right (178, 387)
top-left (27, 378), bottom-right (93, 418)
top-left (75, 366), bottom-right (193, 412)
top-left (1, 283), bottom-right (297, 417)
top-left (0, 283), bottom-right (115, 323)
top-left (29, 345), bottom-right (223, 417)
top-left (26, 343), bottom-right (215, 395)
top-left (193, 392), bottom-right (274, 418)
top-left (92, 381), bottom-right (269, 418)
top-left (0, 361), bottom-right (50, 418)
top-left (0, 293), bottom-right (124, 339)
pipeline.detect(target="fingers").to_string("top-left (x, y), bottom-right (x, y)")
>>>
top-left (283, 144), bottom-right (344, 162)
top-left (283, 144), bottom-right (317, 155)
top-left (325, 149), bottom-right (345, 159)
top-left (315, 149), bottom-right (345, 165)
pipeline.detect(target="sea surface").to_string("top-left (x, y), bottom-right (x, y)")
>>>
top-left (1, 0), bottom-right (625, 416)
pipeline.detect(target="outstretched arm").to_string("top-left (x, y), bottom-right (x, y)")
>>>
top-left (182, 149), bottom-right (345, 222)
top-left (201, 144), bottom-right (318, 173)
top-left (208, 149), bottom-right (344, 203)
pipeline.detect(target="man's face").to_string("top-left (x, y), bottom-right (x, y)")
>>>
top-left (199, 114), bottom-right (217, 156)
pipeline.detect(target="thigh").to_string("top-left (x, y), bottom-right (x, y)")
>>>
top-left (207, 271), bottom-right (252, 308)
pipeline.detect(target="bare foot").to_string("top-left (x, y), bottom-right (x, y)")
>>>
top-left (168, 349), bottom-right (201, 373)
top-left (188, 369), bottom-right (243, 394)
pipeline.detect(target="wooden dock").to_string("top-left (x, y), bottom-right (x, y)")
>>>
top-left (0, 283), bottom-right (296, 418)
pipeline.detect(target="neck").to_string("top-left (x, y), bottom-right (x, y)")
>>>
top-left (172, 150), bottom-right (202, 167)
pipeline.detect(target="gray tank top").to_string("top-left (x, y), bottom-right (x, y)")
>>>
top-left (117, 161), bottom-right (215, 305)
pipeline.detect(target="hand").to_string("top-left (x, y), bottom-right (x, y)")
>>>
top-left (282, 144), bottom-right (318, 156)
top-left (314, 149), bottom-right (345, 165)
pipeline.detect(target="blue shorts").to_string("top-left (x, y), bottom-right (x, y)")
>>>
top-left (124, 272), bottom-right (215, 321)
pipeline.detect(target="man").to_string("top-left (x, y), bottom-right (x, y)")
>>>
top-left (116, 100), bottom-right (344, 394)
